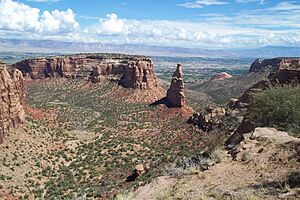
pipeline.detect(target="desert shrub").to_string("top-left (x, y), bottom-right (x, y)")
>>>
top-left (114, 192), bottom-right (133, 200)
top-left (209, 148), bottom-right (225, 164)
top-left (248, 85), bottom-right (300, 135)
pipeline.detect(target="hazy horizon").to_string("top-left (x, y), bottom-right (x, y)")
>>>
top-left (1, 0), bottom-right (299, 49)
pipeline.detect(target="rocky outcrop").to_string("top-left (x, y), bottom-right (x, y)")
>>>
top-left (249, 57), bottom-right (300, 73)
top-left (166, 64), bottom-right (185, 107)
top-left (13, 54), bottom-right (158, 89)
top-left (210, 72), bottom-right (232, 81)
top-left (126, 163), bottom-right (150, 182)
top-left (188, 107), bottom-right (226, 132)
top-left (0, 62), bottom-right (25, 144)
top-left (234, 58), bottom-right (300, 108)
top-left (119, 60), bottom-right (157, 89)
top-left (89, 66), bottom-right (104, 83)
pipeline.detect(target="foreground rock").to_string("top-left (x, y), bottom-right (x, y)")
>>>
top-left (13, 53), bottom-right (158, 89)
top-left (132, 127), bottom-right (300, 200)
top-left (0, 62), bottom-right (25, 144)
top-left (166, 64), bottom-right (185, 107)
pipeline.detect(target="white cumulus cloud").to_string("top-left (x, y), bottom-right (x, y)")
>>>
top-left (97, 13), bottom-right (127, 35)
top-left (0, 0), bottom-right (79, 34)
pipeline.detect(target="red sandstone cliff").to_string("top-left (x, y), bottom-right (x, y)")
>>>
top-left (13, 54), bottom-right (158, 89)
top-left (0, 62), bottom-right (25, 144)
top-left (249, 57), bottom-right (300, 73)
top-left (236, 58), bottom-right (300, 106)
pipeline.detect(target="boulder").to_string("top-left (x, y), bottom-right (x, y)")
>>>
top-left (166, 64), bottom-right (185, 107)
top-left (225, 119), bottom-right (255, 149)
top-left (126, 164), bottom-right (149, 182)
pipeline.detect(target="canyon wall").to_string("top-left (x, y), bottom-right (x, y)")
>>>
top-left (249, 57), bottom-right (300, 73)
top-left (237, 58), bottom-right (300, 106)
top-left (13, 54), bottom-right (158, 89)
top-left (0, 62), bottom-right (25, 144)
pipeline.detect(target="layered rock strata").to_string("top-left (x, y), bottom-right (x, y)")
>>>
top-left (0, 62), bottom-right (25, 144)
top-left (249, 57), bottom-right (300, 73)
top-left (13, 54), bottom-right (158, 89)
top-left (166, 64), bottom-right (185, 107)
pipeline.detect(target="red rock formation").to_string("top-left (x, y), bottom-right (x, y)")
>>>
top-left (13, 54), bottom-right (158, 89)
top-left (210, 72), bottom-right (232, 81)
top-left (226, 58), bottom-right (300, 148)
top-left (234, 58), bottom-right (300, 108)
top-left (119, 59), bottom-right (157, 89)
top-left (0, 62), bottom-right (25, 144)
top-left (249, 57), bottom-right (300, 73)
top-left (166, 63), bottom-right (185, 107)
top-left (90, 66), bottom-right (104, 83)
top-left (188, 107), bottom-right (226, 132)
top-left (237, 70), bottom-right (300, 106)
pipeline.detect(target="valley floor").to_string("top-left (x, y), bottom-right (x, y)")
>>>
top-left (0, 78), bottom-right (299, 200)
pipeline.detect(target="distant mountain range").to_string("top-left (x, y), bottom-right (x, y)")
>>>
top-left (1, 38), bottom-right (300, 58)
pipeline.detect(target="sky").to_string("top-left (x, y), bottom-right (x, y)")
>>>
top-left (0, 0), bottom-right (300, 49)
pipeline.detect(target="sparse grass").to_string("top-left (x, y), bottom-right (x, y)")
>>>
top-left (241, 152), bottom-right (252, 162)
top-left (19, 78), bottom-right (223, 199)
top-left (209, 148), bottom-right (225, 164)
top-left (114, 192), bottom-right (134, 200)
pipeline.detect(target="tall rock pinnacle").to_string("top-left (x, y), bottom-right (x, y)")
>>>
top-left (166, 63), bottom-right (185, 107)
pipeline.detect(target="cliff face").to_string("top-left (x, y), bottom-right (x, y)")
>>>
top-left (235, 58), bottom-right (300, 108)
top-left (249, 58), bottom-right (300, 73)
top-left (119, 60), bottom-right (157, 89)
top-left (13, 54), bottom-right (158, 89)
top-left (166, 64), bottom-right (185, 107)
top-left (0, 62), bottom-right (25, 144)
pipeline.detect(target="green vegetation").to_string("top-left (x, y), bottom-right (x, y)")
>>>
top-left (249, 85), bottom-right (300, 135)
top-left (19, 78), bottom-right (225, 199)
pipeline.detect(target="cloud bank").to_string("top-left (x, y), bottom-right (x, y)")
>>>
top-left (0, 0), bottom-right (300, 49)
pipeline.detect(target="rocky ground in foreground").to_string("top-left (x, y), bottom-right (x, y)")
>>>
top-left (131, 128), bottom-right (300, 200)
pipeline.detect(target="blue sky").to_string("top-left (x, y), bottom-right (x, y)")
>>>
top-left (0, 0), bottom-right (300, 49)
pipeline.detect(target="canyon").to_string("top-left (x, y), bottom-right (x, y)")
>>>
top-left (0, 55), bottom-right (300, 199)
